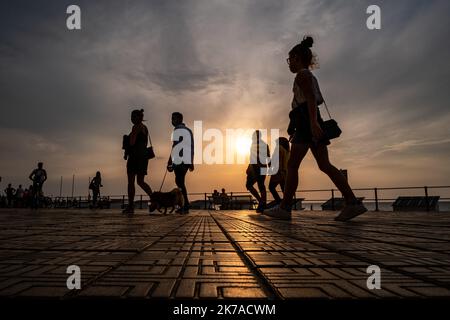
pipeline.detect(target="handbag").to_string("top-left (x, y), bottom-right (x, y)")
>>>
top-left (289, 98), bottom-right (342, 140)
top-left (321, 101), bottom-right (342, 140)
top-left (146, 129), bottom-right (156, 160)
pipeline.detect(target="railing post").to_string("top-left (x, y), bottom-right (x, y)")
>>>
top-left (331, 189), bottom-right (335, 210)
top-left (374, 188), bottom-right (379, 211)
top-left (230, 192), bottom-right (233, 210)
top-left (203, 192), bottom-right (208, 210)
top-left (139, 195), bottom-right (143, 209)
top-left (122, 195), bottom-right (125, 209)
top-left (79, 196), bottom-right (81, 208)
top-left (424, 186), bottom-right (429, 212)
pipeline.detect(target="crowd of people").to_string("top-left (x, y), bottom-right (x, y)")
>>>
top-left (1, 163), bottom-right (105, 209)
top-left (1, 162), bottom-right (48, 209)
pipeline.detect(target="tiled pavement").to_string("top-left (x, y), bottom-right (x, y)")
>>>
top-left (0, 209), bottom-right (449, 299)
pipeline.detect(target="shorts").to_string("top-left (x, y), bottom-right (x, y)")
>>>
top-left (289, 103), bottom-right (330, 146)
top-left (127, 155), bottom-right (149, 176)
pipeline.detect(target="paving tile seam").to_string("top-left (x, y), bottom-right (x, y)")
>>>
top-left (310, 223), bottom-right (450, 247)
top-left (216, 212), bottom-right (450, 292)
top-left (209, 211), bottom-right (280, 300)
top-left (64, 214), bottom-right (196, 299)
top-left (168, 216), bottom-right (209, 299)
top-left (299, 223), bottom-right (450, 259)
top-left (224, 212), bottom-right (449, 254)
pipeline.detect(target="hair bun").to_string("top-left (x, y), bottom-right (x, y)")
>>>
top-left (301, 36), bottom-right (314, 48)
top-left (140, 109), bottom-right (144, 113)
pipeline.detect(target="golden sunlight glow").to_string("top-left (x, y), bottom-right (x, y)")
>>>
top-left (235, 136), bottom-right (252, 156)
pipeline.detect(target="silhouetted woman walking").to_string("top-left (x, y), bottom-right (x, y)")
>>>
top-left (123, 109), bottom-right (153, 214)
top-left (266, 36), bottom-right (367, 221)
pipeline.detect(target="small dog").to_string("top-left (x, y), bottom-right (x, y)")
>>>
top-left (149, 188), bottom-right (184, 214)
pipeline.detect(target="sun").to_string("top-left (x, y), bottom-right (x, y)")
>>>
top-left (235, 136), bottom-right (252, 156)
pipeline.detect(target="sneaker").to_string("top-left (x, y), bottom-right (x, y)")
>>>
top-left (335, 203), bottom-right (368, 222)
top-left (263, 205), bottom-right (292, 220)
top-left (266, 200), bottom-right (281, 209)
top-left (122, 206), bottom-right (134, 214)
top-left (255, 202), bottom-right (266, 213)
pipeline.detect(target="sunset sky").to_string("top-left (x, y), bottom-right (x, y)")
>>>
top-left (1, 0), bottom-right (449, 198)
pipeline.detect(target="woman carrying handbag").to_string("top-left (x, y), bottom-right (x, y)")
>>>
top-left (123, 109), bottom-right (154, 215)
top-left (265, 36), bottom-right (367, 221)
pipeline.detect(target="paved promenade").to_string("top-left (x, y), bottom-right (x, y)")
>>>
top-left (0, 209), bottom-right (449, 299)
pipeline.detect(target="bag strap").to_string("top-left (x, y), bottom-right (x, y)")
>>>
top-left (322, 100), bottom-right (332, 119)
top-left (146, 126), bottom-right (153, 147)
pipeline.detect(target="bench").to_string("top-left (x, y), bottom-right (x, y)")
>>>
top-left (393, 196), bottom-right (440, 212)
top-left (230, 195), bottom-right (257, 210)
top-left (321, 197), bottom-right (365, 211)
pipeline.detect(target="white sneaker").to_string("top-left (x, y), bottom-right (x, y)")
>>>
top-left (263, 205), bottom-right (292, 220)
top-left (335, 203), bottom-right (368, 222)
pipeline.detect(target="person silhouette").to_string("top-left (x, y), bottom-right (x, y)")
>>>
top-left (246, 130), bottom-right (270, 213)
top-left (268, 137), bottom-right (290, 207)
top-left (4, 184), bottom-right (15, 208)
top-left (265, 36), bottom-right (367, 221)
top-left (220, 188), bottom-right (230, 210)
top-left (29, 162), bottom-right (47, 209)
top-left (89, 171), bottom-right (103, 208)
top-left (167, 112), bottom-right (194, 214)
top-left (123, 109), bottom-right (153, 215)
top-left (15, 184), bottom-right (24, 208)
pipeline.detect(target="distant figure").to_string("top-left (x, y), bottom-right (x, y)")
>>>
top-left (246, 130), bottom-right (270, 213)
top-left (29, 162), bottom-right (47, 209)
top-left (89, 171), bottom-right (103, 208)
top-left (167, 112), bottom-right (194, 214)
top-left (211, 189), bottom-right (220, 210)
top-left (265, 36), bottom-right (367, 221)
top-left (4, 184), bottom-right (15, 208)
top-left (268, 137), bottom-right (290, 206)
top-left (220, 188), bottom-right (230, 210)
top-left (23, 187), bottom-right (31, 208)
top-left (15, 184), bottom-right (24, 208)
top-left (123, 109), bottom-right (153, 214)
top-left (26, 184), bottom-right (34, 207)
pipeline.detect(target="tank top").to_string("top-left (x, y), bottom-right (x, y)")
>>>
top-left (130, 130), bottom-right (148, 157)
top-left (291, 69), bottom-right (324, 109)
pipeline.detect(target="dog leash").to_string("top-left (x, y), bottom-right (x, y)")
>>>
top-left (159, 168), bottom-right (168, 192)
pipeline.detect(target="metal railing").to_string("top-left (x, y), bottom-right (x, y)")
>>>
top-left (38, 185), bottom-right (450, 212)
